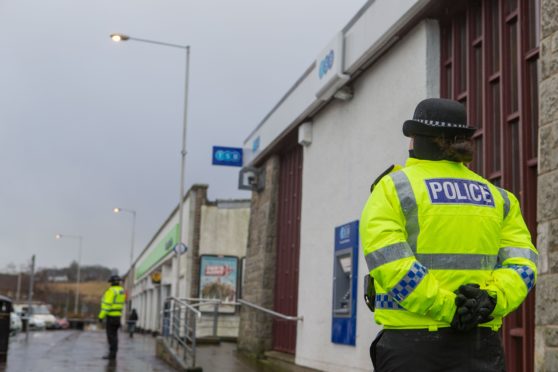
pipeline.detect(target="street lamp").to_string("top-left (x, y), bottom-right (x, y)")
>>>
top-left (113, 207), bottom-right (137, 268)
top-left (110, 33), bottom-right (190, 297)
top-left (55, 234), bottom-right (83, 314)
top-left (110, 34), bottom-right (129, 42)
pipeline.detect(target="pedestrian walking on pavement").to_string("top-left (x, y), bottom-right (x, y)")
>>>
top-left (360, 98), bottom-right (538, 372)
top-left (98, 275), bottom-right (126, 360)
top-left (127, 308), bottom-right (138, 338)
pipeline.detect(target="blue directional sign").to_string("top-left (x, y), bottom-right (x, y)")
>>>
top-left (212, 146), bottom-right (243, 167)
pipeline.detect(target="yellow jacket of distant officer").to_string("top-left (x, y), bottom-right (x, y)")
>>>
top-left (98, 285), bottom-right (126, 319)
top-left (360, 157), bottom-right (538, 330)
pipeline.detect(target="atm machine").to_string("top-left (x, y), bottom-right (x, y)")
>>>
top-left (332, 220), bottom-right (359, 345)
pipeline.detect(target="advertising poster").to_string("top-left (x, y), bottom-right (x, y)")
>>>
top-left (199, 255), bottom-right (238, 314)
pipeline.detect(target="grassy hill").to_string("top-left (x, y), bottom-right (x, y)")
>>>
top-left (35, 281), bottom-right (108, 318)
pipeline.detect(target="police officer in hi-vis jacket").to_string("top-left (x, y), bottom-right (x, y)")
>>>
top-left (360, 98), bottom-right (537, 371)
top-left (98, 275), bottom-right (126, 360)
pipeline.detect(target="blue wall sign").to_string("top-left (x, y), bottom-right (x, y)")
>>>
top-left (212, 146), bottom-right (243, 167)
top-left (318, 50), bottom-right (335, 79)
top-left (252, 137), bottom-right (260, 153)
top-left (332, 220), bottom-right (359, 346)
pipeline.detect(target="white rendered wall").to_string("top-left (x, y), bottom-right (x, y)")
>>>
top-left (296, 20), bottom-right (440, 372)
top-left (199, 203), bottom-right (250, 257)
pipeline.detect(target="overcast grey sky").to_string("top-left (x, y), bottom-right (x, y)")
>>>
top-left (0, 0), bottom-right (366, 274)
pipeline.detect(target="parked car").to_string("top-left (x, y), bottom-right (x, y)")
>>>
top-left (31, 304), bottom-right (57, 329)
top-left (28, 317), bottom-right (46, 330)
top-left (13, 303), bottom-right (54, 330)
top-left (54, 317), bottom-right (69, 330)
top-left (10, 312), bottom-right (22, 335)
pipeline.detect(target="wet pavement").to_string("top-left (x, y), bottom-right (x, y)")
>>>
top-left (0, 330), bottom-right (316, 372)
top-left (194, 341), bottom-right (317, 372)
top-left (1, 330), bottom-right (172, 372)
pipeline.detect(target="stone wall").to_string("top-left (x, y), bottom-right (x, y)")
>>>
top-left (536, 0), bottom-right (558, 370)
top-left (189, 185), bottom-right (208, 299)
top-left (238, 156), bottom-right (280, 357)
top-left (196, 315), bottom-right (241, 338)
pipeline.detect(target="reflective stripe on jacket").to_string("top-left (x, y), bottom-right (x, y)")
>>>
top-left (98, 285), bottom-right (126, 319)
top-left (360, 158), bottom-right (538, 330)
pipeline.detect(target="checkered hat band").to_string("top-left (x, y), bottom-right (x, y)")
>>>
top-left (416, 118), bottom-right (468, 129)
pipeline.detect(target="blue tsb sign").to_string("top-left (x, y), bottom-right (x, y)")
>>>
top-left (212, 146), bottom-right (243, 167)
top-left (318, 50), bottom-right (335, 79)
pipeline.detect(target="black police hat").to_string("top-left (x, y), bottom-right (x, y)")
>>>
top-left (108, 275), bottom-right (122, 284)
top-left (403, 98), bottom-right (476, 138)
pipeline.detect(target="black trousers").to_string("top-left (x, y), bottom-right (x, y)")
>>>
top-left (105, 316), bottom-right (121, 356)
top-left (370, 328), bottom-right (506, 372)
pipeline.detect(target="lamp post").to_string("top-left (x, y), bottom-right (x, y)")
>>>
top-left (55, 233), bottom-right (83, 314)
top-left (113, 207), bottom-right (137, 268)
top-left (110, 33), bottom-right (190, 297)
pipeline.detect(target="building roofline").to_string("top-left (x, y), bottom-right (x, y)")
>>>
top-left (244, 0), bottom-right (376, 143)
top-left (243, 0), bottom-right (376, 144)
top-left (130, 186), bottom-right (249, 272)
top-left (242, 0), bottom-right (436, 166)
top-left (131, 184), bottom-right (207, 269)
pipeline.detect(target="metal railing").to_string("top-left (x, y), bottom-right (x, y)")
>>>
top-left (181, 298), bottom-right (303, 323)
top-left (181, 298), bottom-right (223, 338)
top-left (161, 297), bottom-right (201, 368)
top-left (237, 299), bottom-right (304, 321)
top-left (159, 297), bottom-right (302, 368)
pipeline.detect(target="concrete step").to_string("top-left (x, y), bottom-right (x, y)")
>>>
top-left (264, 351), bottom-right (320, 372)
top-left (196, 336), bottom-right (220, 345)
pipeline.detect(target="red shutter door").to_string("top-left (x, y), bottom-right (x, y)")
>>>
top-left (440, 1), bottom-right (539, 370)
top-left (273, 144), bottom-right (303, 354)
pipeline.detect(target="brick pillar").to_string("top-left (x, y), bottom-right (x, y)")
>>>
top-left (535, 0), bottom-right (558, 370)
top-left (189, 184), bottom-right (208, 299)
top-left (238, 156), bottom-right (280, 357)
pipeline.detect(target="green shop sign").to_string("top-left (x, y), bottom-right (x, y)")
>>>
top-left (135, 224), bottom-right (179, 280)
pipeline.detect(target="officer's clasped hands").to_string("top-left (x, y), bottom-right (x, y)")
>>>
top-left (451, 283), bottom-right (496, 331)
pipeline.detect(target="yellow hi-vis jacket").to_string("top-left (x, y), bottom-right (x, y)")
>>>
top-left (98, 285), bottom-right (126, 319)
top-left (360, 158), bottom-right (538, 330)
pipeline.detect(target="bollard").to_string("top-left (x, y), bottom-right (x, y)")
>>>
top-left (0, 295), bottom-right (14, 363)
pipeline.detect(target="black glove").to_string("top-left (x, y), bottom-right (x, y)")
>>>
top-left (451, 284), bottom-right (496, 331)
top-left (451, 294), bottom-right (480, 331)
top-left (457, 284), bottom-right (496, 323)
top-left (98, 318), bottom-right (103, 324)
